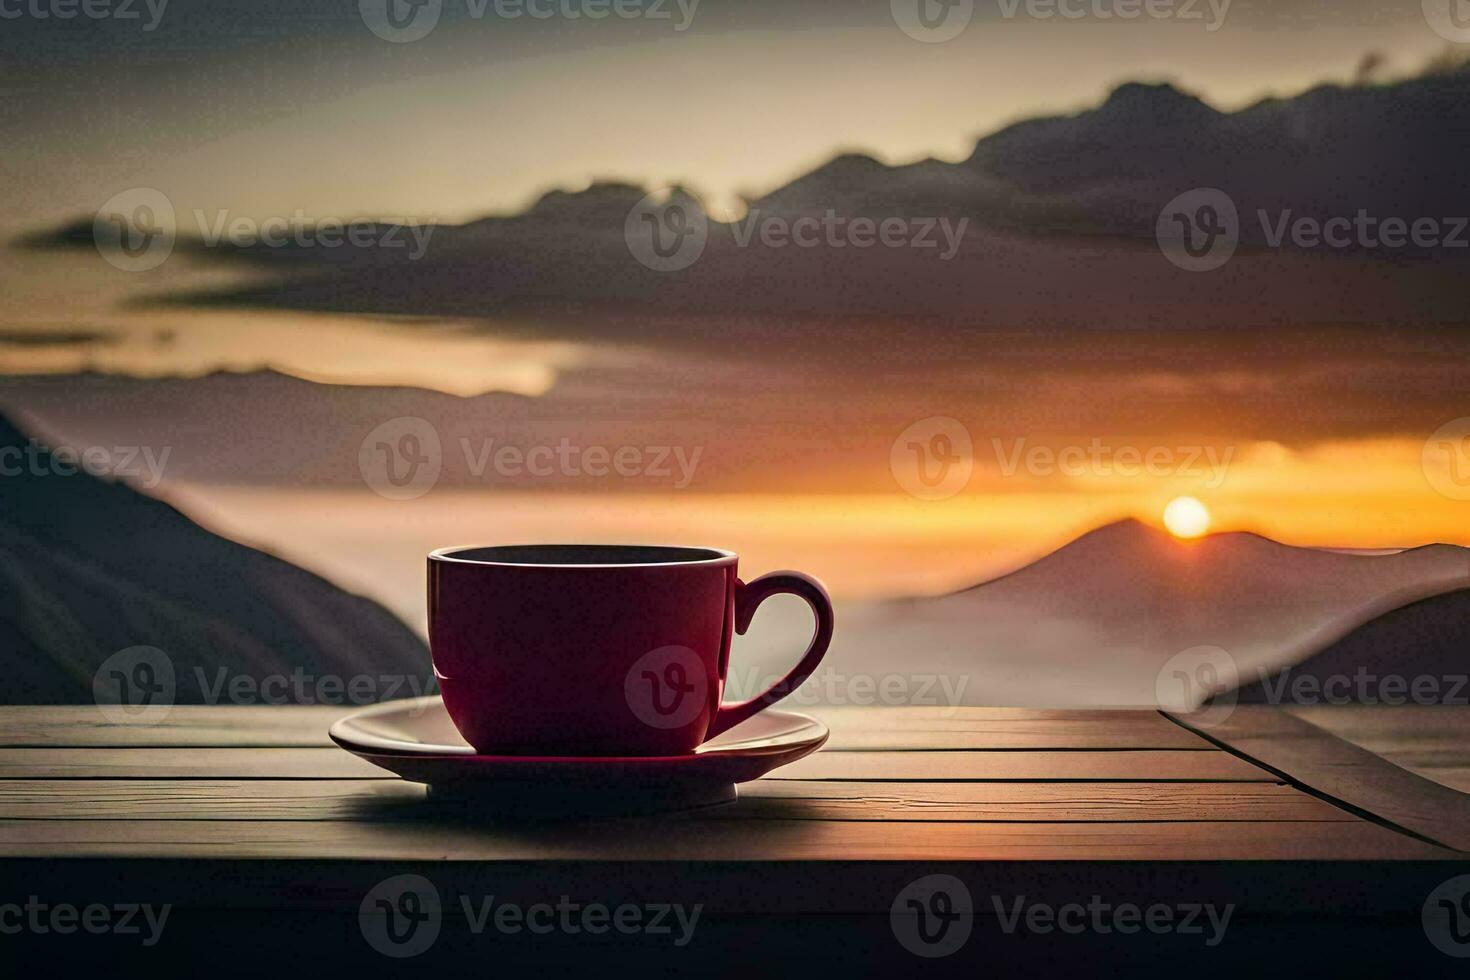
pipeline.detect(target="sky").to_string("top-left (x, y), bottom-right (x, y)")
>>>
top-left (2, 0), bottom-right (1468, 589)
top-left (2, 1), bottom-right (1460, 364)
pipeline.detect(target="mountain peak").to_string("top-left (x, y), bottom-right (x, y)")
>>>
top-left (519, 181), bottom-right (650, 224)
top-left (1096, 81), bottom-right (1219, 124)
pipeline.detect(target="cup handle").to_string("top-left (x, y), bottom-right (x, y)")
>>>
top-left (706, 570), bottom-right (835, 739)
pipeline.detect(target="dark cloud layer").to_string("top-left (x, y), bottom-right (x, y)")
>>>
top-left (24, 65), bottom-right (1469, 362)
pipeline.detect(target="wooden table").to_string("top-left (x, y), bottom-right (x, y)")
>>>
top-left (3, 704), bottom-right (1467, 973)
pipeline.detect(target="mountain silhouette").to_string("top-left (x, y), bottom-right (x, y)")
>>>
top-left (1234, 587), bottom-right (1470, 705)
top-left (0, 411), bottom-right (431, 704)
top-left (829, 519), bottom-right (1470, 707)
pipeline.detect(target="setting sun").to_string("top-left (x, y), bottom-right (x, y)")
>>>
top-left (1163, 496), bottom-right (1211, 539)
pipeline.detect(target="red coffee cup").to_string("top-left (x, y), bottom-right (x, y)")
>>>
top-left (428, 545), bottom-right (835, 756)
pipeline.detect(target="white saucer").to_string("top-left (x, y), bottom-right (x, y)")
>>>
top-left (329, 696), bottom-right (827, 815)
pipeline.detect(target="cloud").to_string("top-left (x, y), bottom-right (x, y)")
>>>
top-left (17, 63), bottom-right (1466, 357)
top-left (7, 60), bottom-right (1469, 464)
top-left (0, 328), bottom-right (117, 347)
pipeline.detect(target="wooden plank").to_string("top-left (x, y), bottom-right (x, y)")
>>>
top-left (1286, 705), bottom-right (1470, 790)
top-left (0, 705), bottom-right (1208, 750)
top-left (1167, 706), bottom-right (1470, 852)
top-left (1285, 705), bottom-right (1470, 750)
top-left (1397, 767), bottom-right (1470, 794)
top-left (822, 707), bottom-right (1208, 750)
top-left (0, 748), bottom-right (386, 779)
top-left (0, 706), bottom-right (353, 748)
top-left (775, 750), bottom-right (1273, 782)
top-left (0, 779), bottom-right (1347, 823)
top-left (0, 747), bottom-right (1273, 781)
top-left (0, 816), bottom-right (1447, 861)
top-left (738, 780), bottom-right (1344, 822)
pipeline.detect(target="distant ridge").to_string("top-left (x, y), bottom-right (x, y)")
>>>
top-left (1235, 588), bottom-right (1470, 705)
top-left (832, 520), bottom-right (1470, 708)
